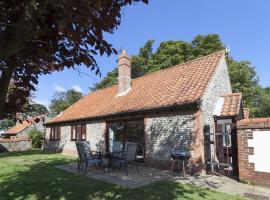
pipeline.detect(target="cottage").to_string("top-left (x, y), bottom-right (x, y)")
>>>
top-left (3, 115), bottom-right (46, 139)
top-left (44, 50), bottom-right (244, 173)
top-left (0, 115), bottom-right (47, 152)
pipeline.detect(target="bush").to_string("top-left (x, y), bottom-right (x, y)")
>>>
top-left (28, 128), bottom-right (44, 149)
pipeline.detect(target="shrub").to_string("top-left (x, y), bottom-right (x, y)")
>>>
top-left (28, 128), bottom-right (44, 149)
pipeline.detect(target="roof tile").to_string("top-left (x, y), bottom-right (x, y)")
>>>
top-left (6, 115), bottom-right (46, 134)
top-left (220, 93), bottom-right (242, 117)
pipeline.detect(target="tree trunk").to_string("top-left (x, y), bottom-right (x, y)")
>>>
top-left (0, 66), bottom-right (14, 117)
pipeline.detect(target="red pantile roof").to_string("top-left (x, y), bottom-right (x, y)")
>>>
top-left (6, 115), bottom-right (46, 134)
top-left (220, 93), bottom-right (242, 117)
top-left (46, 51), bottom-right (225, 125)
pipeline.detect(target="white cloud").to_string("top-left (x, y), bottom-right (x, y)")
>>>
top-left (72, 85), bottom-right (83, 93)
top-left (53, 84), bottom-right (66, 92)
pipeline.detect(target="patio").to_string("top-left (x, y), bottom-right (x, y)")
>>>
top-left (56, 162), bottom-right (270, 198)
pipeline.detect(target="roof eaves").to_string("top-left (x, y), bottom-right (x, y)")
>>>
top-left (44, 100), bottom-right (200, 126)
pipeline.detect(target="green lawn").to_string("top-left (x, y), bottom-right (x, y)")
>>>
top-left (0, 150), bottom-right (244, 200)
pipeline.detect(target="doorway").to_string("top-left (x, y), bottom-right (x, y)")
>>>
top-left (106, 119), bottom-right (145, 157)
top-left (215, 119), bottom-right (239, 178)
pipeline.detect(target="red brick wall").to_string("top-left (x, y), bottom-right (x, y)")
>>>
top-left (237, 121), bottom-right (270, 187)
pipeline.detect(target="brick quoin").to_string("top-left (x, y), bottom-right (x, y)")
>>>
top-left (237, 118), bottom-right (270, 187)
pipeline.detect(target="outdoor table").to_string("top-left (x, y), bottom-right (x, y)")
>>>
top-left (97, 151), bottom-right (123, 173)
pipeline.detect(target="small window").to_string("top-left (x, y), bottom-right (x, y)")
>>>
top-left (71, 124), bottom-right (86, 141)
top-left (50, 126), bottom-right (61, 140)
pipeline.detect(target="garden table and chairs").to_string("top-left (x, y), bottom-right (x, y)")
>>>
top-left (75, 141), bottom-right (142, 176)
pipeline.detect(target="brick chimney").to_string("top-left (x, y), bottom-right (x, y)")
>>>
top-left (117, 50), bottom-right (131, 96)
top-left (243, 108), bottom-right (250, 119)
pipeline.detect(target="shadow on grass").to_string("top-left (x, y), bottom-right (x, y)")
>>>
top-left (0, 150), bottom-right (242, 200)
top-left (0, 149), bottom-right (58, 158)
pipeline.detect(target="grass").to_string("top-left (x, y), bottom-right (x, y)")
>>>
top-left (0, 150), bottom-right (244, 200)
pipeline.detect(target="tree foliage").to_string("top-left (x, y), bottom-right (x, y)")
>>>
top-left (0, 118), bottom-right (16, 132)
top-left (49, 89), bottom-right (83, 117)
top-left (28, 128), bottom-right (43, 148)
top-left (253, 87), bottom-right (270, 117)
top-left (22, 103), bottom-right (49, 118)
top-left (0, 0), bottom-right (148, 118)
top-left (227, 58), bottom-right (260, 108)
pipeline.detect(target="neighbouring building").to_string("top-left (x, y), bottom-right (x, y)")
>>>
top-left (2, 115), bottom-right (47, 140)
top-left (44, 50), bottom-right (244, 173)
top-left (0, 115), bottom-right (47, 152)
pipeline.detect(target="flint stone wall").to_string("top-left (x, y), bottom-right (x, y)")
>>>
top-left (0, 139), bottom-right (32, 152)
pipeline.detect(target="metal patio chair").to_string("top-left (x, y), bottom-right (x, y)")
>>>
top-left (76, 142), bottom-right (105, 175)
top-left (111, 141), bottom-right (124, 159)
top-left (111, 142), bottom-right (138, 175)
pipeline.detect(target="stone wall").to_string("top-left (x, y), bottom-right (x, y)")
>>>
top-left (237, 119), bottom-right (270, 187)
top-left (44, 121), bottom-right (106, 155)
top-left (86, 122), bottom-right (106, 152)
top-left (201, 56), bottom-right (232, 132)
top-left (144, 109), bottom-right (204, 173)
top-left (0, 138), bottom-right (32, 152)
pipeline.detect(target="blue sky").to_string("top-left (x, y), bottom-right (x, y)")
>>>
top-left (35, 0), bottom-right (270, 106)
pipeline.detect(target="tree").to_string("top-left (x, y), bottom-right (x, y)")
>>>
top-left (146, 40), bottom-right (193, 73)
top-left (227, 58), bottom-right (260, 109)
top-left (49, 89), bottom-right (83, 117)
top-left (28, 128), bottom-right (43, 148)
top-left (191, 34), bottom-right (224, 58)
top-left (0, 0), bottom-right (148, 118)
top-left (253, 87), bottom-right (270, 117)
top-left (23, 103), bottom-right (49, 118)
top-left (0, 118), bottom-right (16, 132)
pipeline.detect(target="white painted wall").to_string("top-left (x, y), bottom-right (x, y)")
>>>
top-left (248, 131), bottom-right (270, 173)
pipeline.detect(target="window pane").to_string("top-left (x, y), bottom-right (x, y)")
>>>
top-left (77, 125), bottom-right (81, 140)
top-left (82, 124), bottom-right (86, 140)
top-left (50, 127), bottom-right (53, 139)
top-left (71, 126), bottom-right (76, 140)
top-left (57, 127), bottom-right (61, 139)
top-left (108, 120), bottom-right (144, 155)
top-left (53, 127), bottom-right (55, 139)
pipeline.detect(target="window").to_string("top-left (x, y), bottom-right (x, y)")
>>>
top-left (71, 124), bottom-right (86, 141)
top-left (50, 126), bottom-right (61, 140)
top-left (108, 119), bottom-right (144, 155)
top-left (222, 124), bottom-right (232, 147)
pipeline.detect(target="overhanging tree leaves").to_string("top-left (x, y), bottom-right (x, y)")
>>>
top-left (0, 0), bottom-right (148, 118)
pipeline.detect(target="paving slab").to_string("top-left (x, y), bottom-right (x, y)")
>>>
top-left (56, 163), bottom-right (270, 198)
